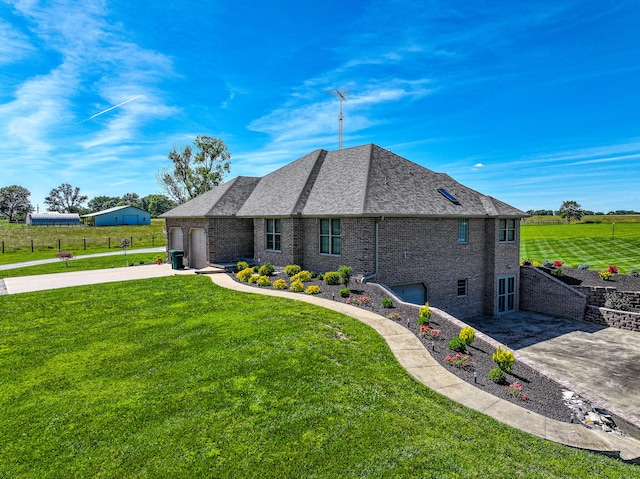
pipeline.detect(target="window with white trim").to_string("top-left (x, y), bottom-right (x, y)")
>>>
top-left (266, 218), bottom-right (281, 251)
top-left (499, 219), bottom-right (516, 242)
top-left (458, 219), bottom-right (468, 243)
top-left (320, 219), bottom-right (340, 255)
top-left (457, 279), bottom-right (468, 297)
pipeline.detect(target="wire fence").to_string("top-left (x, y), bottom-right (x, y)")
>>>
top-left (1, 235), bottom-right (166, 254)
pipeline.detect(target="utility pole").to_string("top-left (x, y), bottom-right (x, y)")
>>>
top-left (334, 89), bottom-right (348, 149)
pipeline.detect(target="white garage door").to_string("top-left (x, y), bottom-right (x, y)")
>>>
top-left (390, 283), bottom-right (427, 305)
top-left (169, 227), bottom-right (183, 250)
top-left (189, 228), bottom-right (208, 269)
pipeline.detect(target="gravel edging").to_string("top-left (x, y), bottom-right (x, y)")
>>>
top-left (228, 272), bottom-right (573, 423)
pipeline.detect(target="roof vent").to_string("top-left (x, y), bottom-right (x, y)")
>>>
top-left (437, 188), bottom-right (461, 205)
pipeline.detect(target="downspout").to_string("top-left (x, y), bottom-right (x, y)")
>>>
top-left (361, 216), bottom-right (383, 283)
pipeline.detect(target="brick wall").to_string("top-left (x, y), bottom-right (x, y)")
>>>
top-left (585, 305), bottom-right (640, 332)
top-left (575, 286), bottom-right (640, 311)
top-left (520, 266), bottom-right (587, 321)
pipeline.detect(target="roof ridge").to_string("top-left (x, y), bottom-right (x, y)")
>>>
top-left (292, 149), bottom-right (328, 214)
top-left (361, 144), bottom-right (375, 213)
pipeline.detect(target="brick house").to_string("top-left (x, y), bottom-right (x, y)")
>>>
top-left (161, 144), bottom-right (526, 318)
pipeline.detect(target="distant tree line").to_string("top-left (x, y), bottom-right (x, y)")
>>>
top-left (527, 203), bottom-right (639, 219)
top-left (0, 183), bottom-right (177, 222)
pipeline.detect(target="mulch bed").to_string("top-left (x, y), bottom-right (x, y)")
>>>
top-left (540, 266), bottom-right (640, 291)
top-left (229, 272), bottom-right (573, 423)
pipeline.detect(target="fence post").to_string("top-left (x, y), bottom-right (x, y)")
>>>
top-left (130, 236), bottom-right (133, 247)
top-left (58, 239), bottom-right (61, 250)
top-left (83, 238), bottom-right (86, 250)
top-left (2, 241), bottom-right (4, 254)
top-left (31, 240), bottom-right (34, 252)
top-left (152, 235), bottom-right (155, 246)
top-left (108, 237), bottom-right (111, 249)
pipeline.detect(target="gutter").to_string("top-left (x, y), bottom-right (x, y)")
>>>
top-left (361, 216), bottom-right (383, 283)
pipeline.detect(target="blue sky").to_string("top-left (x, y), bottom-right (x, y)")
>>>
top-left (1, 0), bottom-right (639, 213)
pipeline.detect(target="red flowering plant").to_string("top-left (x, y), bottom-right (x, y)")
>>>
top-left (420, 324), bottom-right (441, 340)
top-left (444, 352), bottom-right (471, 369)
top-left (505, 381), bottom-right (527, 401)
top-left (387, 312), bottom-right (401, 320)
top-left (608, 265), bottom-right (618, 274)
top-left (345, 295), bottom-right (353, 305)
top-left (552, 260), bottom-right (564, 268)
top-left (353, 296), bottom-right (372, 306)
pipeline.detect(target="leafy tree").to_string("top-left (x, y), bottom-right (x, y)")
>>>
top-left (45, 183), bottom-right (88, 213)
top-left (121, 192), bottom-right (142, 208)
top-left (88, 195), bottom-right (121, 212)
top-left (156, 135), bottom-right (231, 204)
top-left (141, 194), bottom-right (176, 217)
top-left (558, 200), bottom-right (583, 223)
top-left (0, 185), bottom-right (33, 222)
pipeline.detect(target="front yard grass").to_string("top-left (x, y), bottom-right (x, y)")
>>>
top-left (1, 276), bottom-right (638, 478)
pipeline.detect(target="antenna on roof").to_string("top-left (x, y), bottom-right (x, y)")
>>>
top-left (334, 89), bottom-right (348, 149)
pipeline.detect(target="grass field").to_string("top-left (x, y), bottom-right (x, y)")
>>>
top-left (0, 219), bottom-right (166, 264)
top-left (1, 276), bottom-right (638, 478)
top-left (520, 222), bottom-right (640, 272)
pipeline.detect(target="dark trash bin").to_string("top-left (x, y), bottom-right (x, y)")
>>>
top-left (169, 249), bottom-right (185, 270)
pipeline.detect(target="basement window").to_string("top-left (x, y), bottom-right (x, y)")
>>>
top-left (438, 188), bottom-right (461, 205)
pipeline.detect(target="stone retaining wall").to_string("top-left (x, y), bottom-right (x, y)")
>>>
top-left (585, 305), bottom-right (640, 332)
top-left (520, 266), bottom-right (587, 321)
top-left (574, 286), bottom-right (640, 311)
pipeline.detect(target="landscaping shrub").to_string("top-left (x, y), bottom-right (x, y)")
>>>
top-left (420, 324), bottom-right (441, 340)
top-left (608, 265), bottom-right (618, 274)
top-left (258, 262), bottom-right (275, 276)
top-left (551, 268), bottom-right (564, 277)
top-left (387, 312), bottom-right (401, 320)
top-left (493, 345), bottom-right (515, 372)
top-left (305, 285), bottom-right (321, 295)
top-left (317, 273), bottom-right (324, 281)
top-left (381, 297), bottom-right (393, 308)
top-left (552, 260), bottom-right (564, 267)
top-left (284, 264), bottom-right (301, 277)
top-left (444, 352), bottom-right (471, 369)
top-left (236, 261), bottom-right (249, 272)
top-left (418, 302), bottom-right (432, 325)
top-left (459, 326), bottom-right (475, 346)
top-left (631, 268), bottom-right (640, 278)
top-left (488, 367), bottom-right (506, 384)
top-left (542, 260), bottom-right (554, 268)
top-left (248, 275), bottom-right (259, 284)
top-left (236, 267), bottom-right (253, 282)
top-left (599, 270), bottom-right (613, 281)
top-left (338, 265), bottom-right (352, 285)
top-left (291, 270), bottom-right (312, 283)
top-left (289, 280), bottom-right (304, 292)
top-left (339, 287), bottom-right (351, 298)
top-left (324, 271), bottom-right (340, 285)
top-left (257, 275), bottom-right (272, 287)
top-left (252, 265), bottom-right (260, 272)
top-left (578, 263), bottom-right (590, 270)
top-left (448, 337), bottom-right (466, 353)
top-left (273, 279), bottom-right (287, 290)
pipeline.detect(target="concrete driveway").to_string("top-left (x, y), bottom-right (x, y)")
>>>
top-left (463, 311), bottom-right (640, 429)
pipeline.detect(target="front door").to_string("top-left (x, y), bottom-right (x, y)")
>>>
top-left (497, 275), bottom-right (516, 314)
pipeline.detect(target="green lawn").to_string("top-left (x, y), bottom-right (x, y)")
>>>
top-left (0, 253), bottom-right (164, 279)
top-left (1, 276), bottom-right (637, 478)
top-left (521, 222), bottom-right (640, 272)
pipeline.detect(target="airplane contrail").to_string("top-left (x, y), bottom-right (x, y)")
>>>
top-left (84, 95), bottom-right (143, 121)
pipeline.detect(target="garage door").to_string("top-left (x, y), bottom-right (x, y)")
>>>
top-left (390, 283), bottom-right (427, 305)
top-left (123, 215), bottom-right (138, 225)
top-left (189, 228), bottom-right (208, 269)
top-left (169, 227), bottom-right (183, 250)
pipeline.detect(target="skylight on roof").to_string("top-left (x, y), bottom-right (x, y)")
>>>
top-left (437, 188), bottom-right (461, 205)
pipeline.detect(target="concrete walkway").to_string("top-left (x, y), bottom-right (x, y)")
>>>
top-left (1, 266), bottom-right (639, 461)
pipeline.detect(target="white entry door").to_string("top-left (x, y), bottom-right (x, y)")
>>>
top-left (497, 275), bottom-right (516, 314)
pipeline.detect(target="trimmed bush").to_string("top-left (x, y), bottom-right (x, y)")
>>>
top-left (284, 264), bottom-right (301, 277)
top-left (339, 287), bottom-right (351, 298)
top-left (236, 261), bottom-right (249, 272)
top-left (305, 285), bottom-right (321, 295)
top-left (252, 265), bottom-right (260, 272)
top-left (381, 297), bottom-right (393, 308)
top-left (418, 302), bottom-right (432, 326)
top-left (324, 271), bottom-right (340, 285)
top-left (551, 268), bottom-right (564, 277)
top-left (248, 275), bottom-right (259, 284)
top-left (236, 267), bottom-right (253, 282)
top-left (630, 268), bottom-right (640, 278)
top-left (542, 260), bottom-right (554, 268)
top-left (338, 265), bottom-right (353, 285)
top-left (578, 263), bottom-right (590, 270)
top-left (448, 337), bottom-right (466, 353)
top-left (459, 326), bottom-right (475, 346)
top-left (599, 270), bottom-right (613, 281)
top-left (289, 280), bottom-right (304, 292)
top-left (273, 279), bottom-right (287, 290)
top-left (291, 270), bottom-right (312, 283)
top-left (258, 262), bottom-right (275, 276)
top-left (493, 345), bottom-right (515, 372)
top-left (317, 273), bottom-right (324, 281)
top-left (488, 367), bottom-right (506, 384)
top-left (257, 275), bottom-right (271, 287)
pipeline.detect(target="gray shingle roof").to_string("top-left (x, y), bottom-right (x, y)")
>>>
top-left (162, 144), bottom-right (526, 219)
top-left (160, 176), bottom-right (260, 218)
